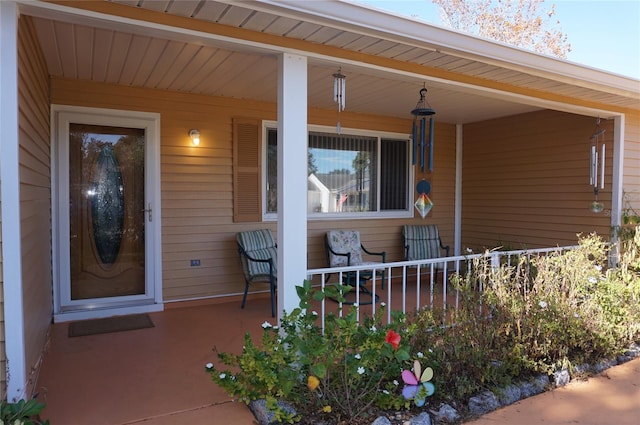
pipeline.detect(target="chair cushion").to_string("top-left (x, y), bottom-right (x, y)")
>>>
top-left (237, 230), bottom-right (277, 277)
top-left (403, 225), bottom-right (442, 261)
top-left (326, 230), bottom-right (363, 267)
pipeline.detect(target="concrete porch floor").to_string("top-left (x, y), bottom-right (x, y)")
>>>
top-left (35, 292), bottom-right (640, 424)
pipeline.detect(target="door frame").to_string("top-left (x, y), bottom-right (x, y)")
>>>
top-left (51, 105), bottom-right (163, 322)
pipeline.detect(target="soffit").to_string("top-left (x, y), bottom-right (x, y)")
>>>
top-left (28, 0), bottom-right (640, 123)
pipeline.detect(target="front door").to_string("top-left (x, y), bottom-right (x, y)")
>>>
top-left (54, 107), bottom-right (162, 320)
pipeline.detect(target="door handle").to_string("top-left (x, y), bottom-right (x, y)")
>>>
top-left (142, 203), bottom-right (152, 222)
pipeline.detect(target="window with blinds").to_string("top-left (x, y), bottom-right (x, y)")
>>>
top-left (266, 126), bottom-right (411, 218)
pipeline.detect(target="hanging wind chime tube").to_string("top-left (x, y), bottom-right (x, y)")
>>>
top-left (589, 118), bottom-right (606, 213)
top-left (333, 69), bottom-right (346, 134)
top-left (410, 87), bottom-right (436, 173)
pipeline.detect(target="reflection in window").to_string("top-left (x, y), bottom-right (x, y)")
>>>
top-left (266, 128), bottom-right (409, 216)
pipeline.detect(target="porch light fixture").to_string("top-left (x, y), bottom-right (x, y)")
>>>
top-left (333, 69), bottom-right (346, 134)
top-left (189, 129), bottom-right (200, 146)
top-left (589, 118), bottom-right (605, 213)
top-left (410, 87), bottom-right (436, 173)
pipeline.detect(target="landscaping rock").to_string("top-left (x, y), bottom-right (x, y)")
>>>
top-left (249, 399), bottom-right (297, 425)
top-left (495, 383), bottom-right (522, 406)
top-left (572, 363), bottom-right (591, 377)
top-left (409, 412), bottom-right (432, 425)
top-left (518, 374), bottom-right (549, 398)
top-left (371, 416), bottom-right (392, 425)
top-left (593, 358), bottom-right (618, 374)
top-left (468, 391), bottom-right (500, 416)
top-left (618, 344), bottom-right (640, 364)
top-left (430, 404), bottom-right (460, 423)
top-left (553, 369), bottom-right (571, 387)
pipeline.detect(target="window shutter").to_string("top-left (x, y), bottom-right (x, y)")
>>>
top-left (233, 118), bottom-right (262, 222)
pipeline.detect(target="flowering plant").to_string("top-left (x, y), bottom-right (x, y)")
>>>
top-left (206, 280), bottom-right (418, 422)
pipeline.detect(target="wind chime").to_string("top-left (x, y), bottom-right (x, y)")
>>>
top-left (333, 69), bottom-right (346, 134)
top-left (410, 86), bottom-right (436, 218)
top-left (589, 118), bottom-right (606, 213)
top-left (411, 87), bottom-right (436, 173)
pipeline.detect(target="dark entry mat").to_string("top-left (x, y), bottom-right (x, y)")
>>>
top-left (68, 314), bottom-right (154, 337)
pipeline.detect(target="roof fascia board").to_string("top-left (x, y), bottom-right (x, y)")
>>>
top-left (247, 0), bottom-right (639, 97)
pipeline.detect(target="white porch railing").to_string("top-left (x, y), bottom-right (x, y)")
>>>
top-left (306, 245), bottom-right (578, 330)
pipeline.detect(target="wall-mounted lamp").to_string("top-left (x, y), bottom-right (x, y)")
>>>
top-left (189, 129), bottom-right (200, 146)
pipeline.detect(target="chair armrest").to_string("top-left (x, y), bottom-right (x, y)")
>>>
top-left (326, 244), bottom-right (352, 266)
top-left (439, 239), bottom-right (450, 257)
top-left (361, 244), bottom-right (386, 263)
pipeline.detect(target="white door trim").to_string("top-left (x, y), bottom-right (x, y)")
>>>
top-left (51, 105), bottom-right (163, 322)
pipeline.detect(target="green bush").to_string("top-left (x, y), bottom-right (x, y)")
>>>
top-left (206, 281), bottom-right (430, 423)
top-left (410, 229), bottom-right (640, 404)
top-left (0, 398), bottom-right (48, 425)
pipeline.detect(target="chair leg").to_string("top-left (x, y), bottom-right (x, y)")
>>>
top-left (270, 277), bottom-right (276, 318)
top-left (241, 280), bottom-right (249, 309)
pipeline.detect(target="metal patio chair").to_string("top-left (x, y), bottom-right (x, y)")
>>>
top-left (237, 229), bottom-right (277, 317)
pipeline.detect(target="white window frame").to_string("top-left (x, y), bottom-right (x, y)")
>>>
top-left (262, 121), bottom-right (414, 221)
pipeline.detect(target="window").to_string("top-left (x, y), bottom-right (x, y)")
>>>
top-left (265, 124), bottom-right (412, 219)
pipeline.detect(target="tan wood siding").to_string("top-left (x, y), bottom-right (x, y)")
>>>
top-left (462, 110), bottom-right (613, 250)
top-left (623, 113), bottom-right (640, 211)
top-left (51, 78), bottom-right (457, 301)
top-left (17, 16), bottom-right (52, 398)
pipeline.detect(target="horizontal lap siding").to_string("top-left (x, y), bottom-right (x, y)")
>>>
top-left (623, 114), bottom-right (640, 208)
top-left (462, 110), bottom-right (612, 250)
top-left (52, 79), bottom-right (456, 301)
top-left (17, 16), bottom-right (52, 398)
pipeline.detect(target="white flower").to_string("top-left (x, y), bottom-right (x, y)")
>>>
top-left (206, 363), bottom-right (213, 369)
top-left (230, 375), bottom-right (236, 381)
top-left (312, 310), bottom-right (318, 316)
top-left (380, 302), bottom-right (386, 307)
top-left (357, 366), bottom-right (365, 375)
top-left (262, 321), bottom-right (272, 329)
top-left (353, 303), bottom-right (359, 307)
top-left (274, 346), bottom-right (278, 351)
top-left (428, 348), bottom-right (433, 353)
top-left (382, 390), bottom-right (390, 395)
top-left (466, 247), bottom-right (473, 253)
top-left (393, 380), bottom-right (399, 386)
top-left (588, 277), bottom-right (598, 284)
top-left (370, 325), bottom-right (377, 332)
top-left (355, 353), bottom-right (361, 360)
top-left (574, 313), bottom-right (580, 318)
top-left (273, 326), bottom-right (279, 330)
top-left (538, 300), bottom-right (548, 308)
top-left (417, 352), bottom-right (424, 358)
top-left (595, 265), bottom-right (602, 272)
top-left (219, 373), bottom-right (226, 379)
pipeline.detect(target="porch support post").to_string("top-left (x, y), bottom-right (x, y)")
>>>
top-left (277, 53), bottom-right (308, 318)
top-left (454, 124), bottom-right (463, 256)
top-left (611, 114), bottom-right (625, 230)
top-left (610, 115), bottom-right (625, 265)
top-left (0, 0), bottom-right (27, 401)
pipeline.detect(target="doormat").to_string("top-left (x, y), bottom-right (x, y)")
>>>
top-left (68, 314), bottom-right (154, 337)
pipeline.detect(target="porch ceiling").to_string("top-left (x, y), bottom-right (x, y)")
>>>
top-left (27, 0), bottom-right (639, 124)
